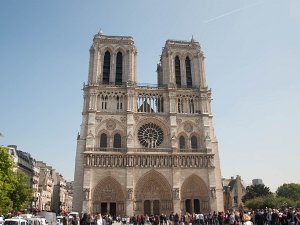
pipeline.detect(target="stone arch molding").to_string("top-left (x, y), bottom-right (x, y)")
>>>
top-left (134, 170), bottom-right (172, 201)
top-left (95, 118), bottom-right (126, 134)
top-left (181, 174), bottom-right (209, 199)
top-left (92, 176), bottom-right (125, 203)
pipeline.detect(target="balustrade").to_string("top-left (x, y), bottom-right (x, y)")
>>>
top-left (84, 153), bottom-right (214, 168)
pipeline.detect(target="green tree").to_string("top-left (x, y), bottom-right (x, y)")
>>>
top-left (245, 196), bottom-right (294, 210)
top-left (0, 146), bottom-right (32, 213)
top-left (242, 184), bottom-right (272, 203)
top-left (9, 172), bottom-right (32, 210)
top-left (276, 183), bottom-right (300, 201)
top-left (0, 146), bottom-right (14, 213)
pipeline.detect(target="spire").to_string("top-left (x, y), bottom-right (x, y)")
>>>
top-left (191, 35), bottom-right (195, 42)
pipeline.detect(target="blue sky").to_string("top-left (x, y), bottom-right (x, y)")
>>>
top-left (1, 0), bottom-right (299, 192)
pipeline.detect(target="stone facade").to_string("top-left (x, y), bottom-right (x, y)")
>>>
top-left (3, 145), bottom-right (72, 212)
top-left (223, 175), bottom-right (246, 211)
top-left (37, 162), bottom-right (54, 211)
top-left (52, 172), bottom-right (69, 214)
top-left (73, 33), bottom-right (224, 216)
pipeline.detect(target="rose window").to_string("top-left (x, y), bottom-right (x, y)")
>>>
top-left (138, 123), bottom-right (164, 148)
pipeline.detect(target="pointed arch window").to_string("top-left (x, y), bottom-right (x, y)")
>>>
top-left (191, 135), bottom-right (198, 150)
top-left (179, 136), bottom-right (186, 150)
top-left (185, 57), bottom-right (192, 88)
top-left (189, 98), bottom-right (195, 113)
top-left (175, 56), bottom-right (181, 87)
top-left (116, 96), bottom-right (122, 110)
top-left (100, 133), bottom-right (108, 150)
top-left (102, 96), bottom-right (108, 110)
top-left (115, 52), bottom-right (123, 85)
top-left (178, 98), bottom-right (184, 113)
top-left (113, 133), bottom-right (122, 149)
top-left (102, 51), bottom-right (110, 84)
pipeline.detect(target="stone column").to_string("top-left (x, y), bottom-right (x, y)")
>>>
top-left (88, 47), bottom-right (95, 84)
top-left (128, 50), bottom-right (133, 82)
top-left (180, 56), bottom-right (186, 87)
top-left (199, 55), bottom-right (207, 88)
top-left (110, 53), bottom-right (116, 84)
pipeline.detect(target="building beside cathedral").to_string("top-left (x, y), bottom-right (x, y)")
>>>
top-left (73, 32), bottom-right (224, 216)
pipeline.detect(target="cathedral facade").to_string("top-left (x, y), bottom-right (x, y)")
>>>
top-left (73, 32), bottom-right (224, 216)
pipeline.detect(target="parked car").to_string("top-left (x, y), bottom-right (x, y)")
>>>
top-left (28, 217), bottom-right (47, 225)
top-left (37, 212), bottom-right (56, 225)
top-left (4, 217), bottom-right (28, 225)
top-left (68, 212), bottom-right (79, 219)
top-left (19, 215), bottom-right (32, 221)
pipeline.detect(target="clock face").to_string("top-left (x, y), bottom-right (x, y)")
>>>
top-left (138, 122), bottom-right (164, 148)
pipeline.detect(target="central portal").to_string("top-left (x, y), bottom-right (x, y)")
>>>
top-left (143, 200), bottom-right (160, 215)
top-left (135, 170), bottom-right (173, 215)
top-left (100, 202), bottom-right (117, 216)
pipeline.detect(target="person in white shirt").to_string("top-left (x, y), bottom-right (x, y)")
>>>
top-left (96, 214), bottom-right (103, 225)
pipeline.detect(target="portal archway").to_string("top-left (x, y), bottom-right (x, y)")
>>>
top-left (181, 174), bottom-right (210, 213)
top-left (92, 176), bottom-right (125, 216)
top-left (134, 170), bottom-right (173, 215)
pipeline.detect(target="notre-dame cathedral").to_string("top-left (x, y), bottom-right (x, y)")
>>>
top-left (73, 32), bottom-right (224, 216)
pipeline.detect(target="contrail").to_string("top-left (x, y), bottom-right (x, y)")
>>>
top-left (204, 2), bottom-right (263, 23)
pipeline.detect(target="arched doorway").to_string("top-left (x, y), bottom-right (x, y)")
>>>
top-left (181, 174), bottom-right (210, 214)
top-left (92, 176), bottom-right (125, 217)
top-left (134, 170), bottom-right (173, 215)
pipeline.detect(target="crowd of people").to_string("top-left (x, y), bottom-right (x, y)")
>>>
top-left (63, 208), bottom-right (300, 225)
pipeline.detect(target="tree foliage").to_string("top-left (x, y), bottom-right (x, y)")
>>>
top-left (9, 172), bottom-right (32, 210)
top-left (0, 146), bottom-right (32, 214)
top-left (242, 184), bottom-right (272, 203)
top-left (276, 183), bottom-right (300, 201)
top-left (245, 196), bottom-right (294, 210)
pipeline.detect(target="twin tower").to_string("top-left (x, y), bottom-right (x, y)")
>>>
top-left (73, 32), bottom-right (224, 216)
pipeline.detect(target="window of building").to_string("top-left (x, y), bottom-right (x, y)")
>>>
top-left (102, 51), bottom-right (110, 84)
top-left (113, 133), bottom-right (122, 149)
top-left (100, 133), bottom-right (107, 150)
top-left (115, 52), bottom-right (123, 85)
top-left (191, 136), bottom-right (198, 150)
top-left (179, 136), bottom-right (186, 149)
top-left (175, 56), bottom-right (181, 87)
top-left (178, 98), bottom-right (184, 113)
top-left (185, 57), bottom-right (192, 88)
top-left (189, 98), bottom-right (194, 113)
top-left (116, 96), bottom-right (122, 110)
top-left (234, 196), bottom-right (238, 205)
top-left (102, 96), bottom-right (108, 110)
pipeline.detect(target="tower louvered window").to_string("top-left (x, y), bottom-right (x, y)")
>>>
top-left (185, 57), bottom-right (192, 88)
top-left (175, 56), bottom-right (181, 87)
top-left (115, 52), bottom-right (123, 85)
top-left (102, 51), bottom-right (110, 84)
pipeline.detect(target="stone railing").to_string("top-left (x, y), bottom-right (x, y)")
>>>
top-left (85, 147), bottom-right (208, 153)
top-left (83, 153), bottom-right (214, 168)
top-left (85, 147), bottom-right (127, 153)
top-left (128, 148), bottom-right (173, 153)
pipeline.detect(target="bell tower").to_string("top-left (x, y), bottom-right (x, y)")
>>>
top-left (87, 31), bottom-right (137, 86)
top-left (157, 37), bottom-right (207, 89)
top-left (73, 32), bottom-right (137, 213)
